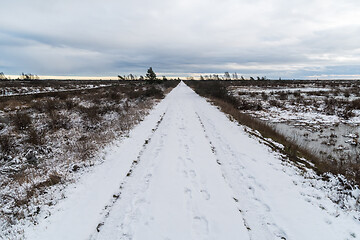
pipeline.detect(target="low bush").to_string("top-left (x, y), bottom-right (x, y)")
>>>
top-left (250, 92), bottom-right (257, 97)
top-left (11, 111), bottom-right (32, 131)
top-left (79, 105), bottom-right (101, 124)
top-left (144, 86), bottom-right (164, 99)
top-left (277, 91), bottom-right (288, 100)
top-left (65, 99), bottom-right (77, 110)
top-left (0, 134), bottom-right (14, 155)
top-left (238, 99), bottom-right (262, 111)
top-left (293, 91), bottom-right (301, 98)
top-left (324, 98), bottom-right (338, 115)
top-left (261, 92), bottom-right (268, 101)
top-left (26, 128), bottom-right (44, 145)
top-left (350, 99), bottom-right (360, 110)
top-left (269, 100), bottom-right (284, 108)
top-left (47, 111), bottom-right (71, 130)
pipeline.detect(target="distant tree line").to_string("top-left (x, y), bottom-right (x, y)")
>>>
top-left (199, 72), bottom-right (271, 81)
top-left (116, 68), bottom-right (274, 81)
top-left (0, 72), bottom-right (40, 81)
top-left (118, 67), bottom-right (173, 82)
top-left (20, 72), bottom-right (39, 80)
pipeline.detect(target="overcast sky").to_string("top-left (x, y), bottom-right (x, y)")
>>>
top-left (1, 0), bottom-right (360, 79)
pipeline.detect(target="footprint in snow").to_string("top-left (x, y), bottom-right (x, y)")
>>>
top-left (325, 219), bottom-right (332, 225)
top-left (193, 216), bottom-right (209, 235)
top-left (248, 185), bottom-right (255, 194)
top-left (189, 170), bottom-right (196, 178)
top-left (184, 188), bottom-right (192, 198)
top-left (200, 190), bottom-right (210, 200)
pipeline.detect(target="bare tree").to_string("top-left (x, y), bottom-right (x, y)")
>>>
top-left (128, 74), bottom-right (135, 80)
top-left (0, 72), bottom-right (7, 80)
top-left (224, 72), bottom-right (231, 80)
top-left (232, 72), bottom-right (238, 80)
top-left (212, 74), bottom-right (220, 80)
top-left (20, 73), bottom-right (39, 80)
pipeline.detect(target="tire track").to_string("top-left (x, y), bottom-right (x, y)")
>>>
top-left (176, 112), bottom-right (211, 239)
top-left (90, 111), bottom-right (167, 238)
top-left (195, 112), bottom-right (288, 240)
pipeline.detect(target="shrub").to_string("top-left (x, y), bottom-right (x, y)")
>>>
top-left (277, 91), bottom-right (288, 100)
top-left (26, 128), bottom-right (44, 145)
top-left (261, 92), bottom-right (268, 101)
top-left (144, 86), bottom-right (164, 99)
top-left (47, 111), bottom-right (71, 130)
top-left (11, 112), bottom-right (32, 131)
top-left (79, 106), bottom-right (101, 124)
top-left (128, 89), bottom-right (144, 99)
top-left (293, 91), bottom-right (301, 98)
top-left (238, 99), bottom-right (262, 111)
top-left (47, 172), bottom-right (62, 186)
top-left (109, 90), bottom-right (120, 100)
top-left (269, 100), bottom-right (283, 108)
top-left (0, 134), bottom-right (13, 154)
top-left (324, 98), bottom-right (338, 115)
top-left (65, 99), bottom-right (77, 110)
top-left (45, 99), bottom-right (63, 112)
top-left (250, 92), bottom-right (257, 98)
top-left (350, 99), bottom-right (360, 110)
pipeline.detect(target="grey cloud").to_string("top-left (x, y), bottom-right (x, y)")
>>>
top-left (0, 0), bottom-right (359, 78)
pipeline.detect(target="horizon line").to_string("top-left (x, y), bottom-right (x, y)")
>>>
top-left (3, 74), bottom-right (360, 81)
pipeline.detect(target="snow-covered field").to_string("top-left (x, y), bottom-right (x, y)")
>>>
top-left (227, 81), bottom-right (360, 175)
top-left (0, 81), bottom-right (179, 238)
top-left (19, 82), bottom-right (360, 239)
top-left (0, 80), bottom-right (113, 97)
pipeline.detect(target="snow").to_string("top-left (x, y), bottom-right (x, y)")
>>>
top-left (24, 82), bottom-right (360, 240)
top-left (0, 84), bottom-right (110, 97)
top-left (231, 87), bottom-right (332, 94)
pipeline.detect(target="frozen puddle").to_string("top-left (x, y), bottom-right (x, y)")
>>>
top-left (25, 82), bottom-right (360, 240)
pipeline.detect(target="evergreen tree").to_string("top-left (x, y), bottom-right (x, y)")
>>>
top-left (146, 67), bottom-right (157, 80)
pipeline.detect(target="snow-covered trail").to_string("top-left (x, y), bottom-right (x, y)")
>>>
top-left (26, 82), bottom-right (360, 240)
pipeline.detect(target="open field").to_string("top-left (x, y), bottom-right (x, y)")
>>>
top-left (227, 80), bottom-right (360, 168)
top-left (23, 82), bottom-right (360, 240)
top-left (0, 79), bottom-right (179, 236)
top-left (1, 80), bottom-right (360, 239)
top-left (0, 80), bottom-right (117, 97)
